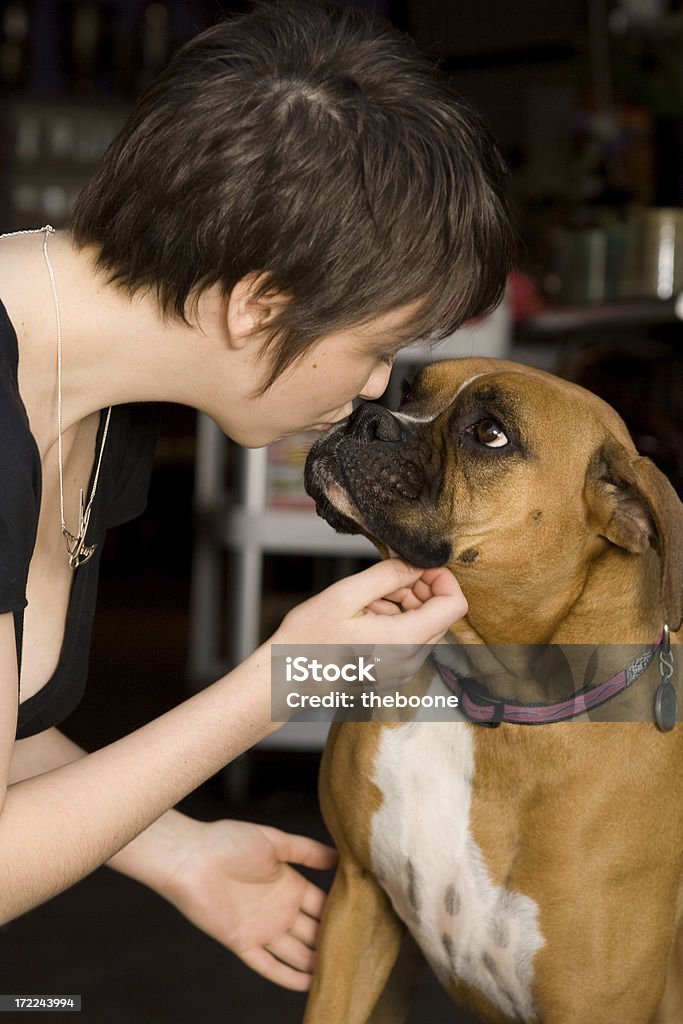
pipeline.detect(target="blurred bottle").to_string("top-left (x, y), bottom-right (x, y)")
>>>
top-left (621, 207), bottom-right (683, 300)
top-left (654, 117), bottom-right (683, 208)
top-left (68, 2), bottom-right (103, 97)
top-left (545, 220), bottom-right (628, 305)
top-left (0, 1), bottom-right (29, 92)
top-left (135, 2), bottom-right (171, 94)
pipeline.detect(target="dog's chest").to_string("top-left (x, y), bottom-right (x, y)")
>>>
top-left (369, 719), bottom-right (545, 1022)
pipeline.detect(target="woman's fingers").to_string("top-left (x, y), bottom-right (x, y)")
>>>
top-left (276, 560), bottom-right (466, 651)
top-left (264, 933), bottom-right (316, 973)
top-left (380, 586), bottom-right (426, 610)
top-left (420, 565), bottom-right (464, 595)
top-left (365, 599), bottom-right (403, 615)
top-left (373, 567), bottom-right (467, 630)
top-left (301, 882), bottom-right (326, 921)
top-left (242, 947), bottom-right (312, 991)
top-left (379, 566), bottom-right (463, 608)
top-left (262, 827), bottom-right (338, 871)
top-left (379, 570), bottom-right (466, 639)
top-left (353, 564), bottom-right (467, 645)
top-left (288, 911), bottom-right (318, 949)
top-left (332, 559), bottom-right (422, 612)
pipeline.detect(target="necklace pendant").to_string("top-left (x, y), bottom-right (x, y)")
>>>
top-left (62, 526), bottom-right (97, 569)
top-left (62, 489), bottom-right (97, 570)
top-left (63, 531), bottom-right (97, 569)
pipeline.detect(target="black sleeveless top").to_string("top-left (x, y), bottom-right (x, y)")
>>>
top-left (0, 298), bottom-right (161, 739)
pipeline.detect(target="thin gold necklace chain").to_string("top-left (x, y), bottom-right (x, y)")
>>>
top-left (0, 224), bottom-right (112, 567)
top-left (41, 226), bottom-right (112, 537)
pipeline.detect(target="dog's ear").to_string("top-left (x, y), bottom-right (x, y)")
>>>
top-left (585, 441), bottom-right (683, 630)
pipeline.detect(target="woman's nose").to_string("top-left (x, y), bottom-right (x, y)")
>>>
top-left (359, 361), bottom-right (393, 401)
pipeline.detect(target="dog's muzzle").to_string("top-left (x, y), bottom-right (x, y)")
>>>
top-left (304, 402), bottom-right (451, 567)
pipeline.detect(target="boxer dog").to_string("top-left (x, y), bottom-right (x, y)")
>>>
top-left (302, 358), bottom-right (683, 1024)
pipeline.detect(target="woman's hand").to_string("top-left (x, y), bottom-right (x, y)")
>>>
top-left (158, 817), bottom-right (337, 990)
top-left (277, 559), bottom-right (466, 649)
top-left (271, 560), bottom-right (467, 696)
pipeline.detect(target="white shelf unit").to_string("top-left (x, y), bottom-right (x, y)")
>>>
top-left (188, 416), bottom-right (379, 750)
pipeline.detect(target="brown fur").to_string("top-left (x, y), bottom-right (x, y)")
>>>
top-left (304, 359), bottom-right (683, 1023)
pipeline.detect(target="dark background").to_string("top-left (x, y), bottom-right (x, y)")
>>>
top-left (1, 1), bottom-right (683, 1021)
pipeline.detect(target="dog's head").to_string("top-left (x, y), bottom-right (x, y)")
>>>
top-left (304, 357), bottom-right (683, 639)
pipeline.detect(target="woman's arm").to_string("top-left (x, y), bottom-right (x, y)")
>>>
top-left (0, 560), bottom-right (465, 926)
top-left (1, 636), bottom-right (278, 925)
top-left (9, 727), bottom-right (192, 892)
top-left (9, 726), bottom-right (338, 993)
top-left (9, 727), bottom-right (85, 783)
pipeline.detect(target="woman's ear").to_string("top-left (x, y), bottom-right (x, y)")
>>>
top-left (226, 273), bottom-right (284, 350)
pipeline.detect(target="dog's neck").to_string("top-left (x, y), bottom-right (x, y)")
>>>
top-left (452, 544), bottom-right (662, 645)
top-left (445, 546), bottom-right (665, 709)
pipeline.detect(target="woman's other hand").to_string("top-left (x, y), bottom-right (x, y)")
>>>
top-left (159, 817), bottom-right (337, 990)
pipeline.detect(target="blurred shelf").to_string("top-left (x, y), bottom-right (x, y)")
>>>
top-left (0, 97), bottom-right (129, 230)
top-left (518, 297), bottom-right (681, 336)
top-left (200, 505), bottom-right (376, 556)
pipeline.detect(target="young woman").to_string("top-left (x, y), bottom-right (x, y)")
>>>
top-left (0, 0), bottom-right (513, 992)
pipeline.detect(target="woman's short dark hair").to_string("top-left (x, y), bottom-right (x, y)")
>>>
top-left (69, 0), bottom-right (514, 392)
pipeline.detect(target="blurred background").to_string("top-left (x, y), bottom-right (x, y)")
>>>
top-left (1, 0), bottom-right (682, 1021)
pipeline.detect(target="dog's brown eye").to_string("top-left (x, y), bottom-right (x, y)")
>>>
top-left (399, 378), bottom-right (413, 404)
top-left (472, 419), bottom-right (508, 448)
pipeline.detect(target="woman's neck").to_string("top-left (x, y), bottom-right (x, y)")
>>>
top-left (0, 229), bottom-right (232, 458)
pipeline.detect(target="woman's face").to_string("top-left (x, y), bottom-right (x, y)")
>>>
top-left (218, 304), bottom-right (421, 447)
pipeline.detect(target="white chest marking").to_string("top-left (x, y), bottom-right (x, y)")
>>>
top-left (369, 692), bottom-right (545, 1021)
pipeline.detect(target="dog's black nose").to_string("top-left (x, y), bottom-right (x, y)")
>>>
top-left (348, 403), bottom-right (404, 443)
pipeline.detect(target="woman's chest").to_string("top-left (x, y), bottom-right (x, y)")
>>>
top-left (19, 413), bottom-right (100, 704)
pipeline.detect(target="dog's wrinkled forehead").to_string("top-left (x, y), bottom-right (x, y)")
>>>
top-left (400, 358), bottom-right (635, 451)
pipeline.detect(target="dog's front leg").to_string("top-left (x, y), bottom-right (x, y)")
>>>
top-left (304, 852), bottom-right (406, 1024)
top-left (652, 917), bottom-right (683, 1024)
top-left (367, 930), bottom-right (426, 1024)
